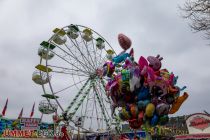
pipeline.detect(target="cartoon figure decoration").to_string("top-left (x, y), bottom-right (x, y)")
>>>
top-left (103, 33), bottom-right (189, 130)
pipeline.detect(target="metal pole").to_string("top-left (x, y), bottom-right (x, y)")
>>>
top-left (77, 126), bottom-right (80, 140)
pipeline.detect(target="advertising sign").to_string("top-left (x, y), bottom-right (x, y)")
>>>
top-left (20, 118), bottom-right (41, 130)
top-left (186, 113), bottom-right (210, 134)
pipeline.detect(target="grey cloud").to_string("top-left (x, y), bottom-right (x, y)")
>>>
top-left (0, 0), bottom-right (210, 122)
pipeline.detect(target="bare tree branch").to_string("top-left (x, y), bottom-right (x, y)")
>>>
top-left (180, 0), bottom-right (210, 39)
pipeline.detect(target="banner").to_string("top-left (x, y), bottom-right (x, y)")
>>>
top-left (20, 118), bottom-right (41, 130)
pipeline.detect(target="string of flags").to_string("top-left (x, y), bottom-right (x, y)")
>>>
top-left (0, 99), bottom-right (37, 119)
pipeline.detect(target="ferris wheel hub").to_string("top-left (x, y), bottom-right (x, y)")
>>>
top-left (96, 68), bottom-right (103, 77)
top-left (89, 73), bottom-right (97, 79)
top-left (89, 68), bottom-right (103, 79)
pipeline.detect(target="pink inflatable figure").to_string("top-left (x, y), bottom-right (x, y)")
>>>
top-left (147, 54), bottom-right (163, 71)
top-left (123, 58), bottom-right (133, 69)
top-left (138, 56), bottom-right (169, 96)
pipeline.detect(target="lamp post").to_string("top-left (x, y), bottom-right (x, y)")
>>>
top-left (204, 110), bottom-right (210, 115)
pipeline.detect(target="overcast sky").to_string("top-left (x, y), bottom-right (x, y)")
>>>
top-left (0, 0), bottom-right (209, 123)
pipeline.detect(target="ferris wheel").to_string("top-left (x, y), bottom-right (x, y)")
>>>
top-left (32, 24), bottom-right (121, 133)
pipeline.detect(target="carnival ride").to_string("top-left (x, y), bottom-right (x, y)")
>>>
top-left (32, 24), bottom-right (120, 135)
top-left (32, 24), bottom-right (189, 139)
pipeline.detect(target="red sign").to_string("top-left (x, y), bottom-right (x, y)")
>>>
top-left (20, 118), bottom-right (41, 130)
top-left (189, 116), bottom-right (210, 130)
top-left (186, 113), bottom-right (210, 134)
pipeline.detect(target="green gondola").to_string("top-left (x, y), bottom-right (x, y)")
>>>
top-left (41, 94), bottom-right (59, 99)
top-left (40, 41), bottom-right (56, 50)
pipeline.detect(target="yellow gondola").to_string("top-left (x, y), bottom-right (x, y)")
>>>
top-left (81, 28), bottom-right (92, 42)
top-left (106, 49), bottom-right (115, 60)
top-left (35, 64), bottom-right (52, 72)
top-left (52, 28), bottom-right (67, 45)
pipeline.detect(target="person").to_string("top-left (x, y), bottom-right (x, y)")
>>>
top-left (119, 134), bottom-right (129, 140)
top-left (95, 135), bottom-right (100, 140)
top-left (60, 125), bottom-right (70, 140)
top-left (134, 135), bottom-right (140, 140)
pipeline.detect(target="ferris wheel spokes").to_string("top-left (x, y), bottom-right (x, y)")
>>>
top-left (63, 78), bottom-right (90, 115)
top-left (50, 41), bottom-right (93, 74)
top-left (67, 80), bottom-right (94, 120)
top-left (93, 85), bottom-right (111, 129)
top-left (53, 78), bottom-right (89, 95)
top-left (67, 35), bottom-right (97, 71)
top-left (78, 31), bottom-right (98, 70)
top-left (63, 43), bottom-right (94, 73)
top-left (60, 78), bottom-right (113, 131)
top-left (49, 49), bottom-right (89, 75)
top-left (46, 65), bottom-right (88, 76)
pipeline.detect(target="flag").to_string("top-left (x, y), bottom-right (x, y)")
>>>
top-left (30, 102), bottom-right (35, 118)
top-left (18, 107), bottom-right (23, 119)
top-left (2, 98), bottom-right (8, 116)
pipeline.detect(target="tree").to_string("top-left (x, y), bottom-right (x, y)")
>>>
top-left (181, 0), bottom-right (210, 39)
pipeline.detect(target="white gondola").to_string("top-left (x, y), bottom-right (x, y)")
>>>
top-left (38, 100), bottom-right (58, 114)
top-left (106, 53), bottom-right (113, 60)
top-left (96, 38), bottom-right (105, 50)
top-left (32, 70), bottom-right (51, 85)
top-left (53, 34), bottom-right (67, 45)
top-left (38, 47), bottom-right (54, 60)
top-left (67, 25), bottom-right (79, 39)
